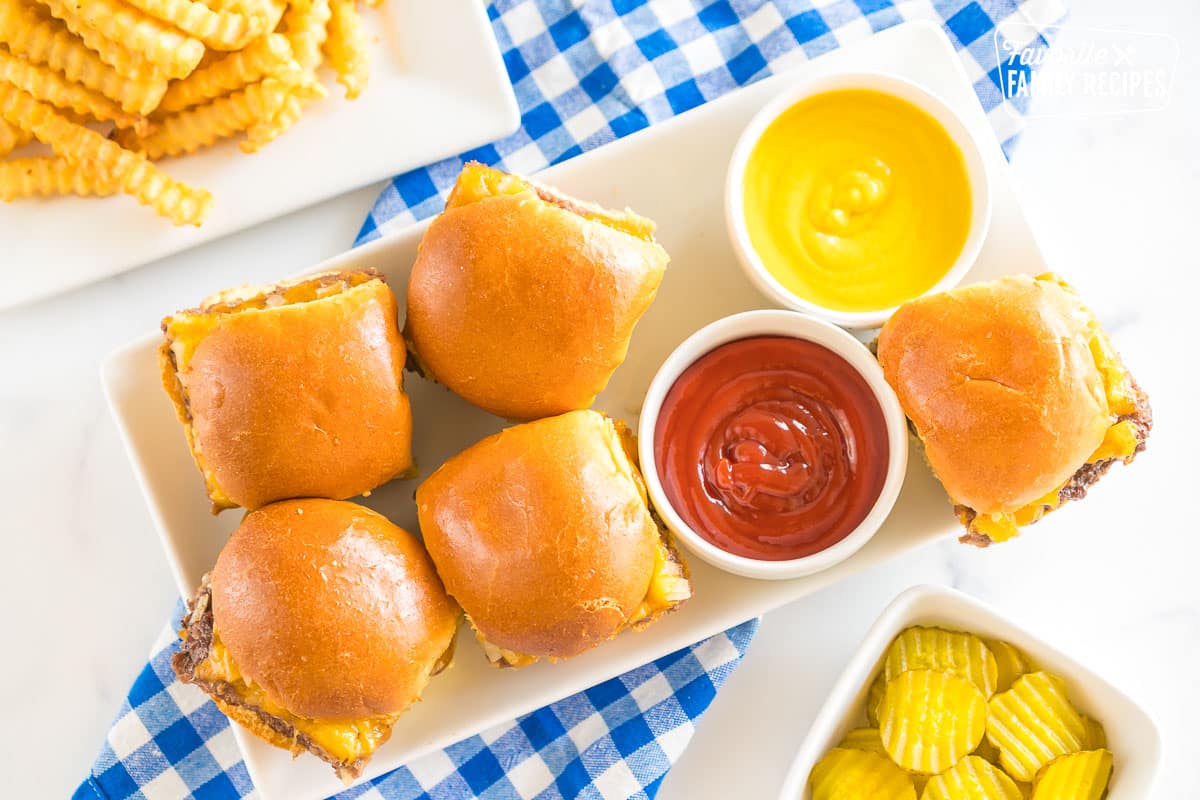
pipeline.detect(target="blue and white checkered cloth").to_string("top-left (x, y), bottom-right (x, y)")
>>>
top-left (75, 601), bottom-right (756, 800)
top-left (80, 2), bottom-right (1065, 798)
top-left (355, 0), bottom-right (1064, 245)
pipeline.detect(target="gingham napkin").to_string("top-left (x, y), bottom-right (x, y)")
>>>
top-left (356, 0), bottom-right (1064, 244)
top-left (75, 601), bottom-right (757, 800)
top-left (79, 2), bottom-right (1064, 799)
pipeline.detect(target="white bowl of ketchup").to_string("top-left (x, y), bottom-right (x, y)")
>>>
top-left (639, 309), bottom-right (907, 580)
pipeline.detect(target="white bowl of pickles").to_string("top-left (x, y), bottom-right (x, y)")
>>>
top-left (779, 585), bottom-right (1160, 800)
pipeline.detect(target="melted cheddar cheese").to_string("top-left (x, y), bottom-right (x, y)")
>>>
top-left (446, 162), bottom-right (531, 208)
top-left (446, 163), bottom-right (657, 242)
top-left (961, 275), bottom-right (1141, 543)
top-left (167, 272), bottom-right (376, 368)
top-left (630, 536), bottom-right (691, 625)
top-left (1090, 419), bottom-right (1141, 463)
top-left (195, 628), bottom-right (398, 764)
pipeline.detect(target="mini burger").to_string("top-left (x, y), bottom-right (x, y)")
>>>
top-left (405, 163), bottom-right (669, 420)
top-left (415, 409), bottom-right (691, 667)
top-left (877, 273), bottom-right (1151, 546)
top-left (173, 499), bottom-right (459, 781)
top-left (161, 269), bottom-right (414, 512)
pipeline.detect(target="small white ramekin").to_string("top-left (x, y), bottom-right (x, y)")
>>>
top-left (638, 309), bottom-right (908, 580)
top-left (725, 71), bottom-right (993, 329)
top-left (778, 585), bottom-right (1161, 800)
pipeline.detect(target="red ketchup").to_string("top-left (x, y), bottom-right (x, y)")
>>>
top-left (654, 336), bottom-right (889, 561)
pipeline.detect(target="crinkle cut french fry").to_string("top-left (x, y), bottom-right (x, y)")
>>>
top-left (0, 156), bottom-right (118, 199)
top-left (283, 0), bottom-right (331, 72)
top-left (38, 0), bottom-right (204, 79)
top-left (0, 0), bottom-right (166, 114)
top-left (263, 0), bottom-right (287, 31)
top-left (0, 116), bottom-right (31, 155)
top-left (211, 0), bottom-right (286, 32)
top-left (241, 78), bottom-right (320, 152)
top-left (243, 56), bottom-right (325, 152)
top-left (207, 0), bottom-right (271, 14)
top-left (119, 77), bottom-right (290, 158)
top-left (241, 93), bottom-right (296, 152)
top-left (120, 0), bottom-right (270, 51)
top-left (323, 0), bottom-right (366, 98)
top-left (35, 0), bottom-right (165, 80)
top-left (157, 33), bottom-right (296, 114)
top-left (0, 47), bottom-right (143, 130)
top-left (0, 82), bottom-right (211, 224)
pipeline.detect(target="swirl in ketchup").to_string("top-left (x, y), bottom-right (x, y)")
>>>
top-left (653, 336), bottom-right (889, 561)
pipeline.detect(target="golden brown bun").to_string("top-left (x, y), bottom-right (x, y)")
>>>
top-left (877, 274), bottom-right (1112, 513)
top-left (416, 410), bottom-right (659, 660)
top-left (405, 165), bottom-right (669, 420)
top-left (211, 499), bottom-right (459, 720)
top-left (161, 270), bottom-right (413, 512)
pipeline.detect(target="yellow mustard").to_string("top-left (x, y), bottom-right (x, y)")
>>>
top-left (742, 89), bottom-right (972, 312)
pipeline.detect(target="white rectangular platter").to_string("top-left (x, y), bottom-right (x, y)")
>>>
top-left (102, 21), bottom-right (1045, 800)
top-left (2, 0), bottom-right (520, 311)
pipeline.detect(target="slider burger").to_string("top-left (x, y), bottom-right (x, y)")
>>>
top-left (416, 409), bottom-right (691, 667)
top-left (173, 499), bottom-right (459, 781)
top-left (877, 273), bottom-right (1151, 545)
top-left (161, 269), bottom-right (414, 512)
top-left (405, 163), bottom-right (669, 420)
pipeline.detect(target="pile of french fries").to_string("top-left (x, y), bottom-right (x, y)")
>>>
top-left (0, 0), bottom-right (376, 225)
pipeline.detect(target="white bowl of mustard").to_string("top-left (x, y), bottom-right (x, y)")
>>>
top-left (726, 72), bottom-right (992, 329)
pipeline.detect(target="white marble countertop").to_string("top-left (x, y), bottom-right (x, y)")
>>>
top-left (1, 2), bottom-right (1197, 797)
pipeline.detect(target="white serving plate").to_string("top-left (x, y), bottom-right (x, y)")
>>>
top-left (102, 21), bottom-right (1047, 800)
top-left (1, 0), bottom-right (519, 311)
top-left (779, 585), bottom-right (1161, 799)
